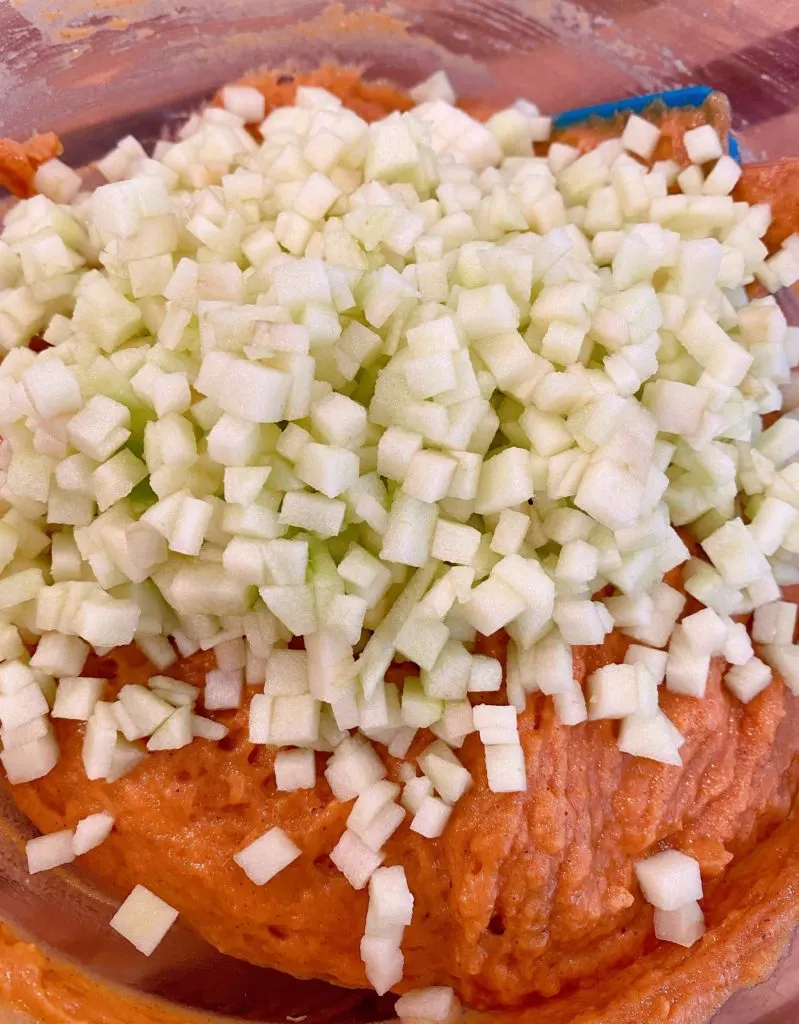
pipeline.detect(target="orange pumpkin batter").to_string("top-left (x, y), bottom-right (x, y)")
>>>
top-left (7, 616), bottom-right (799, 1015)
top-left (0, 133), bottom-right (62, 199)
top-left (1, 69), bottom-right (799, 1024)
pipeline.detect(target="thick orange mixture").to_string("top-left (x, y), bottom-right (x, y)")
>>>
top-left (0, 133), bottom-right (62, 199)
top-left (8, 616), bottom-right (799, 1015)
top-left (2, 69), bottom-right (799, 1024)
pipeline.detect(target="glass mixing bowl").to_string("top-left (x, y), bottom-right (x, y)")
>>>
top-left (1, 2), bottom-right (799, 1021)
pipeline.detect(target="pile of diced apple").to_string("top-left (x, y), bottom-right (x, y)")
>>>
top-left (2, 65), bottom-right (798, 985)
